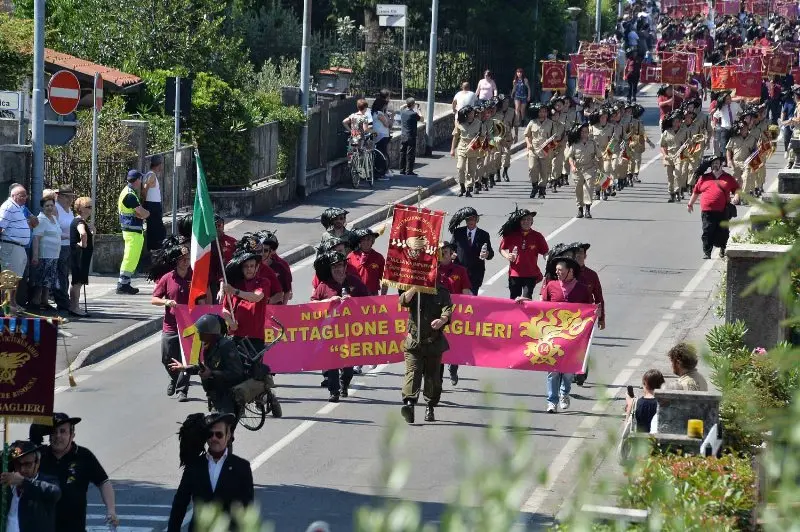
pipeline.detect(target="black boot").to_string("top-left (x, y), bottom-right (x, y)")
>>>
top-left (401, 400), bottom-right (415, 424)
top-left (602, 189), bottom-right (609, 200)
top-left (564, 173), bottom-right (570, 186)
top-left (530, 187), bottom-right (537, 198)
top-left (538, 186), bottom-right (546, 199)
top-left (551, 181), bottom-right (558, 193)
top-left (577, 206), bottom-right (584, 219)
top-left (458, 183), bottom-right (466, 197)
top-left (585, 204), bottom-right (592, 219)
top-left (634, 173), bottom-right (641, 182)
top-left (594, 190), bottom-right (601, 200)
top-left (474, 182), bottom-right (481, 194)
top-left (466, 186), bottom-right (473, 198)
top-left (424, 405), bottom-right (435, 422)
top-left (668, 193), bottom-right (676, 203)
top-left (489, 174), bottom-right (496, 187)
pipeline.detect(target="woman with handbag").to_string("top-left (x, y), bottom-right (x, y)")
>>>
top-left (687, 154), bottom-right (740, 259)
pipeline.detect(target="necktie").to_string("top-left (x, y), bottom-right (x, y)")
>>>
top-left (727, 106), bottom-right (732, 127)
top-left (469, 230), bottom-right (474, 245)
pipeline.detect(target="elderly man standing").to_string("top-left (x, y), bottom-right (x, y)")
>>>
top-left (0, 184), bottom-right (38, 313)
top-left (53, 185), bottom-right (75, 311)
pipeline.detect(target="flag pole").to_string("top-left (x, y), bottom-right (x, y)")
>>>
top-left (416, 186), bottom-right (422, 344)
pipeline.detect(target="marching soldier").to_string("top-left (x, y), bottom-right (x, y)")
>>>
top-left (682, 106), bottom-right (707, 190)
top-left (548, 97), bottom-right (567, 194)
top-left (627, 104), bottom-right (653, 184)
top-left (676, 108), bottom-right (699, 199)
top-left (566, 123), bottom-right (601, 219)
top-left (589, 108), bottom-right (614, 200)
top-left (452, 105), bottom-right (482, 198)
top-left (560, 97), bottom-right (581, 185)
top-left (483, 98), bottom-right (502, 189)
top-left (660, 110), bottom-right (689, 203)
top-left (725, 116), bottom-right (758, 204)
top-left (474, 103), bottom-right (491, 192)
top-left (320, 207), bottom-right (353, 244)
top-left (399, 284), bottom-right (454, 424)
top-left (497, 94), bottom-right (517, 182)
top-left (608, 103), bottom-right (626, 194)
top-left (750, 102), bottom-right (771, 197)
top-left (524, 103), bottom-right (556, 199)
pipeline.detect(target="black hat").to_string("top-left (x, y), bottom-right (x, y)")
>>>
top-left (457, 105), bottom-right (475, 123)
top-left (9, 440), bottom-right (40, 462)
top-left (632, 104), bottom-right (645, 118)
top-left (320, 207), bottom-right (348, 229)
top-left (714, 90), bottom-right (732, 108)
top-left (313, 251), bottom-right (346, 283)
top-left (693, 154), bottom-right (726, 180)
top-left (497, 93), bottom-right (507, 102)
top-left (53, 412), bottom-right (82, 428)
top-left (588, 110), bottom-right (602, 125)
top-left (528, 102), bottom-right (545, 117)
top-left (350, 228), bottom-right (379, 249)
top-left (567, 122), bottom-right (589, 145)
top-left (545, 254), bottom-right (582, 279)
top-left (257, 229), bottom-right (279, 251)
top-left (474, 102), bottom-right (486, 113)
top-left (147, 235), bottom-right (190, 281)
top-left (498, 206), bottom-right (536, 237)
top-left (224, 244), bottom-right (261, 284)
top-left (205, 412), bottom-right (236, 427)
top-left (448, 206), bottom-right (481, 234)
top-left (439, 241), bottom-right (457, 253)
top-left (195, 313), bottom-right (226, 336)
top-left (316, 236), bottom-right (347, 256)
top-left (657, 84), bottom-right (672, 96)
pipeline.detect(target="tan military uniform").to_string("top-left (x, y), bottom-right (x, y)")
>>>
top-left (566, 139), bottom-right (601, 207)
top-left (660, 126), bottom-right (689, 194)
top-left (524, 118), bottom-right (555, 187)
top-left (475, 117), bottom-right (490, 182)
top-left (561, 107), bottom-right (580, 176)
top-left (455, 119), bottom-right (482, 189)
top-left (752, 119), bottom-right (769, 190)
top-left (611, 118), bottom-right (628, 182)
top-left (592, 123), bottom-right (615, 191)
top-left (726, 131), bottom-right (757, 192)
top-left (683, 119), bottom-right (707, 186)
top-left (626, 117), bottom-right (646, 174)
top-left (549, 115), bottom-right (567, 185)
top-left (499, 108), bottom-right (517, 169)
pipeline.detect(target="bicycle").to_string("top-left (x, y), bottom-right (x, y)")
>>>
top-left (347, 132), bottom-right (387, 189)
top-left (232, 316), bottom-right (286, 431)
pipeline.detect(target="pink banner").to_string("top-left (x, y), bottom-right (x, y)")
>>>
top-left (175, 296), bottom-right (599, 374)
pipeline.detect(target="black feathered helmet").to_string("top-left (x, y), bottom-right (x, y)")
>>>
top-left (320, 207), bottom-right (348, 230)
top-left (457, 105), bottom-right (475, 123)
top-left (545, 254), bottom-right (582, 280)
top-left (528, 102), bottom-right (545, 120)
top-left (656, 84), bottom-right (672, 97)
top-left (732, 118), bottom-right (749, 137)
top-left (588, 110), bottom-right (603, 125)
top-left (567, 122), bottom-right (589, 146)
top-left (224, 236), bottom-right (262, 284)
top-left (313, 250), bottom-right (347, 284)
top-left (257, 229), bottom-right (280, 252)
top-left (349, 227), bottom-right (379, 250)
top-left (448, 206), bottom-right (481, 234)
top-left (632, 103), bottom-right (645, 119)
top-left (316, 236), bottom-right (347, 257)
top-left (498, 206), bottom-right (536, 237)
top-left (147, 235), bottom-right (190, 282)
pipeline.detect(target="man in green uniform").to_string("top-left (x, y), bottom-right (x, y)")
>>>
top-left (399, 285), bottom-right (454, 423)
top-left (117, 170), bottom-right (150, 294)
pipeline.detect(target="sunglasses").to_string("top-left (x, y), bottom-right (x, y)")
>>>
top-left (208, 430), bottom-right (226, 440)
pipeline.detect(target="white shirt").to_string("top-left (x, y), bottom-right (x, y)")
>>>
top-left (55, 202), bottom-right (74, 245)
top-left (207, 448), bottom-right (228, 492)
top-left (7, 486), bottom-right (20, 532)
top-left (713, 102), bottom-right (741, 129)
top-left (0, 198), bottom-right (31, 246)
top-left (453, 90), bottom-right (476, 111)
top-left (33, 213), bottom-right (62, 259)
top-left (372, 111), bottom-right (390, 141)
top-left (144, 171), bottom-right (162, 203)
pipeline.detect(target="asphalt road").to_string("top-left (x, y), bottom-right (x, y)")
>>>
top-left (13, 89), bottom-right (772, 531)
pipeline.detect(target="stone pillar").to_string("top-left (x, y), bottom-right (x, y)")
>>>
top-left (0, 144), bottom-right (32, 191)
top-left (725, 243), bottom-right (792, 349)
top-left (120, 119), bottom-right (149, 171)
top-left (777, 168), bottom-right (800, 194)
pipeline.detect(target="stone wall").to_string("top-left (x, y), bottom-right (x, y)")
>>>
top-left (777, 167), bottom-right (800, 194)
top-left (654, 389), bottom-right (721, 438)
top-left (92, 234), bottom-right (124, 274)
top-left (0, 144), bottom-right (31, 192)
top-left (725, 243), bottom-right (791, 349)
top-left (0, 119), bottom-right (19, 146)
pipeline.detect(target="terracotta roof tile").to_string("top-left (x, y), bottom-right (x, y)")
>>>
top-left (44, 48), bottom-right (141, 88)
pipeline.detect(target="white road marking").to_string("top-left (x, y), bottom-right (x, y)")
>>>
top-left (58, 329), bottom-right (74, 338)
top-left (248, 364), bottom-right (389, 472)
top-left (91, 334), bottom-right (162, 372)
top-left (661, 312), bottom-right (676, 320)
top-left (635, 320), bottom-right (671, 358)
top-left (611, 368), bottom-right (635, 387)
top-left (670, 300), bottom-right (686, 310)
top-left (626, 357), bottom-right (644, 368)
top-left (679, 259), bottom-right (716, 298)
top-left (224, 219), bottom-right (244, 231)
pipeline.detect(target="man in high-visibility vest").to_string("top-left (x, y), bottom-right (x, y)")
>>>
top-left (117, 170), bottom-right (150, 294)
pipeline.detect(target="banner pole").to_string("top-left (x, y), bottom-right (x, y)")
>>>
top-left (416, 186), bottom-right (422, 344)
top-left (1, 417), bottom-right (8, 532)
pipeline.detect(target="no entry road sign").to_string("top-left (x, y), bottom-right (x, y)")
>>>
top-left (48, 70), bottom-right (81, 116)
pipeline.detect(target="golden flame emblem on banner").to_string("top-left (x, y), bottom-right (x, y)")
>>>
top-left (0, 352), bottom-right (31, 385)
top-left (518, 309), bottom-right (593, 366)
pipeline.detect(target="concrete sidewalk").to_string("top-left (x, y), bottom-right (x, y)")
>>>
top-left (57, 141), bottom-right (525, 374)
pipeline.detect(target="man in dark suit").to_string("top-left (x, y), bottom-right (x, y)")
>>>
top-left (2, 440), bottom-right (61, 532)
top-left (168, 412), bottom-right (255, 532)
top-left (445, 206), bottom-right (494, 384)
top-left (449, 206), bottom-right (494, 296)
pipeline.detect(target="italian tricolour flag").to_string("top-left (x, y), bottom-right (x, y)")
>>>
top-left (189, 150), bottom-right (217, 309)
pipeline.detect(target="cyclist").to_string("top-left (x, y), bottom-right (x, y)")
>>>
top-left (168, 313), bottom-right (247, 416)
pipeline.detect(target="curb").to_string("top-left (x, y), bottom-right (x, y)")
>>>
top-left (67, 141), bottom-right (526, 373)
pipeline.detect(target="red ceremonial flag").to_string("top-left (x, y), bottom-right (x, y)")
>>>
top-left (715, 0), bottom-right (740, 15)
top-left (711, 66), bottom-right (737, 89)
top-left (383, 205), bottom-right (445, 293)
top-left (735, 71), bottom-right (762, 98)
top-left (569, 53), bottom-right (584, 75)
top-left (661, 55), bottom-right (690, 85)
top-left (640, 64), bottom-right (661, 84)
top-left (189, 149), bottom-right (217, 309)
top-left (580, 68), bottom-right (607, 98)
top-left (541, 61), bottom-right (567, 91)
top-left (766, 54), bottom-right (791, 76)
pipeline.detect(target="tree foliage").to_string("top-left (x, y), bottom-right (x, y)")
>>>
top-left (0, 14), bottom-right (33, 90)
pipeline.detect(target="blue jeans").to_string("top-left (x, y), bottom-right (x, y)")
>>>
top-left (546, 372), bottom-right (572, 404)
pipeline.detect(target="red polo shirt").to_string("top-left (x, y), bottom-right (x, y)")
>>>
top-left (438, 262), bottom-right (472, 294)
top-left (579, 266), bottom-right (605, 319)
top-left (347, 249), bottom-right (385, 295)
top-left (693, 173), bottom-right (739, 212)
top-left (312, 263), bottom-right (359, 289)
top-left (499, 230), bottom-right (548, 280)
top-left (310, 275), bottom-right (369, 301)
top-left (257, 262), bottom-right (283, 298)
top-left (231, 276), bottom-right (271, 340)
top-left (153, 268), bottom-right (193, 333)
top-left (272, 255), bottom-right (293, 291)
top-left (210, 234), bottom-right (238, 282)
top-left (541, 280), bottom-right (593, 304)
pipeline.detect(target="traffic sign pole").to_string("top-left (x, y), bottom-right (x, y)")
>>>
top-left (90, 73), bottom-right (101, 236)
top-left (425, 0), bottom-right (439, 156)
top-left (31, 0), bottom-right (45, 214)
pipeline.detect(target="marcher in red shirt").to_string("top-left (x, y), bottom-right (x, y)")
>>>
top-left (254, 230), bottom-right (291, 304)
top-left (311, 237), bottom-right (356, 289)
top-left (347, 228), bottom-right (387, 296)
top-left (498, 207), bottom-right (549, 299)
top-left (565, 241), bottom-right (605, 387)
top-left (209, 214), bottom-right (238, 304)
top-left (311, 251), bottom-right (369, 403)
top-left (222, 246), bottom-right (272, 352)
top-left (150, 236), bottom-right (200, 401)
top-left (687, 154), bottom-right (740, 259)
top-left (657, 84), bottom-right (684, 122)
top-left (259, 230), bottom-right (293, 303)
top-left (437, 242), bottom-right (472, 386)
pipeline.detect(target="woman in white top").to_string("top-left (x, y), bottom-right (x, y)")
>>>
top-left (371, 98), bottom-right (392, 181)
top-left (475, 70), bottom-right (497, 102)
top-left (142, 154), bottom-right (167, 252)
top-left (30, 196), bottom-right (63, 310)
top-left (712, 92), bottom-right (742, 157)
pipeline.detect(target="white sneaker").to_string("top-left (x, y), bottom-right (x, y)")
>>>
top-left (559, 394), bottom-right (570, 410)
top-left (546, 402), bottom-right (557, 413)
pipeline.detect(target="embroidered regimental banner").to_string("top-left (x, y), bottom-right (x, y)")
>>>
top-left (711, 66), bottom-right (737, 90)
top-left (0, 318), bottom-right (57, 424)
top-left (541, 61), bottom-right (567, 91)
top-left (382, 205), bottom-right (445, 293)
top-left (176, 296), bottom-right (599, 373)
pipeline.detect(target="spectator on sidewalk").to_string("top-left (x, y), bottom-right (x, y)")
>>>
top-left (116, 170), bottom-right (150, 295)
top-left (54, 185), bottom-right (75, 311)
top-left (452, 81), bottom-right (476, 116)
top-left (0, 184), bottom-right (38, 313)
top-left (69, 197), bottom-right (94, 317)
top-left (371, 99), bottom-right (392, 181)
top-left (30, 196), bottom-right (62, 312)
top-left (342, 99), bottom-right (373, 144)
top-left (475, 70), bottom-right (497, 102)
top-left (400, 98), bottom-right (424, 176)
top-left (665, 342), bottom-right (708, 391)
top-left (143, 154), bottom-right (167, 252)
